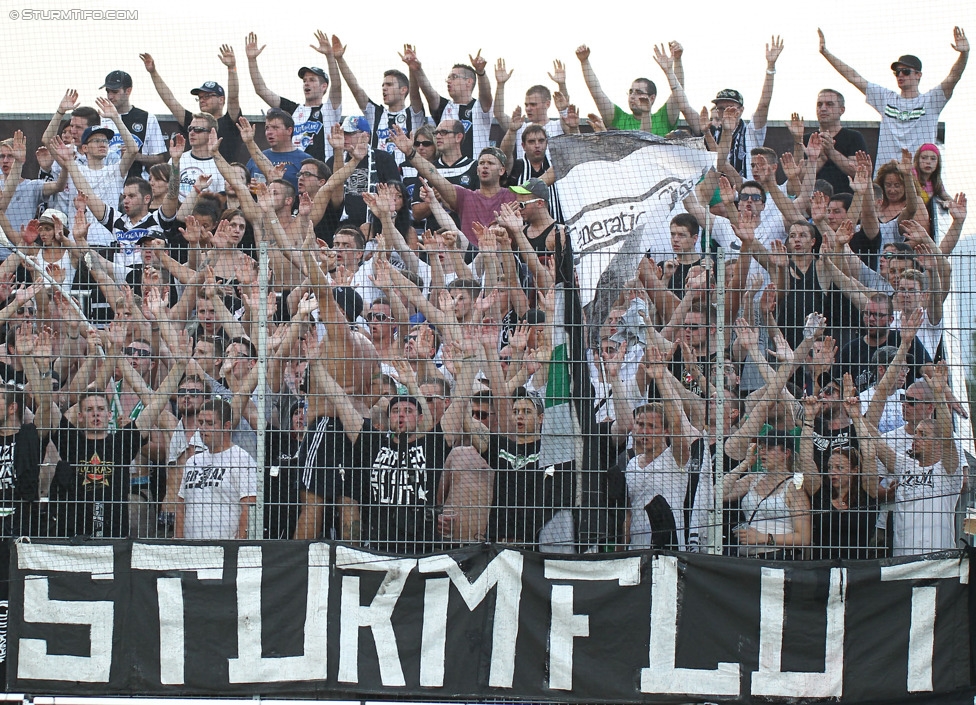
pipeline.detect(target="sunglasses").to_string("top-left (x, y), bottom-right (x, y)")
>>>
top-left (738, 193), bottom-right (763, 202)
top-left (126, 347), bottom-right (152, 357)
top-left (179, 389), bottom-right (205, 396)
top-left (187, 126), bottom-right (209, 134)
top-left (893, 68), bottom-right (915, 77)
top-left (471, 409), bottom-right (491, 421)
top-left (518, 198), bottom-right (543, 209)
top-left (366, 312), bottom-right (391, 322)
top-left (414, 140), bottom-right (434, 148)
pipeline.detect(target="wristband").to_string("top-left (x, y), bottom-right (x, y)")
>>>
top-left (766, 69), bottom-right (776, 75)
top-left (405, 148), bottom-right (418, 162)
top-left (558, 108), bottom-right (570, 119)
top-left (476, 71), bottom-right (485, 77)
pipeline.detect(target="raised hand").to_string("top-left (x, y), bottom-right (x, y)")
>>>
top-left (810, 191), bottom-right (829, 223)
top-left (509, 105), bottom-right (524, 132)
top-left (387, 125), bottom-right (413, 155)
top-left (565, 104), bottom-right (580, 131)
top-left (949, 192), bottom-right (967, 222)
top-left (897, 147), bottom-right (913, 175)
top-left (236, 116), bottom-right (256, 143)
top-left (766, 35), bottom-right (785, 65)
top-left (469, 49), bottom-right (487, 75)
top-left (139, 53), bottom-right (155, 73)
top-left (735, 318), bottom-right (759, 349)
top-left (652, 43), bottom-right (673, 73)
top-left (788, 113), bottom-right (804, 142)
top-left (817, 28), bottom-right (826, 54)
top-left (330, 34), bottom-right (346, 59)
top-left (218, 44), bottom-right (236, 68)
top-left (575, 44), bottom-right (590, 62)
top-left (495, 58), bottom-right (512, 84)
top-left (587, 112), bottom-right (607, 132)
top-left (551, 90), bottom-right (568, 112)
top-left (951, 26), bottom-right (969, 54)
top-left (95, 96), bottom-right (120, 121)
top-left (244, 32), bottom-right (265, 60)
top-left (168, 132), bottom-right (186, 161)
top-left (548, 59), bottom-right (566, 86)
top-left (669, 41), bottom-right (683, 60)
top-left (805, 131), bottom-right (823, 162)
top-left (58, 89), bottom-right (79, 115)
top-left (310, 30), bottom-right (332, 57)
top-left (398, 44), bottom-right (420, 70)
top-left (9, 130), bottom-right (26, 163)
top-left (801, 393), bottom-right (822, 422)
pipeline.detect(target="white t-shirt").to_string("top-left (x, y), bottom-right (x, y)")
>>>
top-left (891, 453), bottom-right (962, 556)
top-left (625, 446), bottom-right (711, 551)
top-left (859, 387), bottom-right (905, 434)
top-left (866, 83), bottom-right (948, 172)
top-left (177, 153), bottom-right (226, 199)
top-left (892, 308), bottom-right (943, 361)
top-left (179, 444), bottom-right (257, 539)
top-left (73, 163), bottom-right (126, 247)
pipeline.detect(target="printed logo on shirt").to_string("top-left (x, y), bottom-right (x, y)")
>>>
top-left (116, 227), bottom-right (152, 256)
top-left (0, 441), bottom-right (14, 492)
top-left (184, 465), bottom-right (229, 490)
top-left (179, 166), bottom-right (208, 198)
top-left (80, 453), bottom-right (113, 489)
top-left (108, 133), bottom-right (144, 153)
top-left (293, 120), bottom-right (323, 151)
top-left (883, 105), bottom-right (926, 122)
top-left (370, 444), bottom-right (429, 505)
top-left (460, 119), bottom-right (472, 134)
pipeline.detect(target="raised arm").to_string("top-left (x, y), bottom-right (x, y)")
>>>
top-left (41, 90), bottom-right (79, 148)
top-left (940, 192), bottom-right (967, 255)
top-left (865, 307), bottom-right (921, 428)
top-left (470, 49), bottom-right (492, 112)
top-left (492, 58), bottom-right (514, 133)
top-left (818, 29), bottom-right (869, 94)
top-left (941, 27), bottom-right (970, 99)
top-left (574, 45), bottom-right (615, 126)
top-left (400, 45), bottom-right (439, 114)
top-left (652, 44), bottom-right (700, 134)
top-left (926, 362), bottom-right (959, 475)
top-left (218, 44), bottom-right (242, 120)
top-left (96, 97), bottom-right (139, 177)
top-left (751, 36), bottom-right (784, 130)
top-left (310, 31), bottom-right (342, 109)
top-left (244, 32), bottom-right (281, 108)
top-left (331, 35), bottom-right (370, 112)
top-left (139, 53), bottom-right (188, 124)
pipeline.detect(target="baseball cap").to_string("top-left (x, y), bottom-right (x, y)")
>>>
top-left (38, 209), bottom-right (68, 228)
top-left (891, 55), bottom-right (922, 72)
top-left (712, 89), bottom-right (744, 106)
top-left (510, 178), bottom-right (550, 205)
top-left (101, 70), bottom-right (133, 90)
top-left (388, 395), bottom-right (422, 414)
top-left (191, 81), bottom-right (225, 97)
top-left (340, 116), bottom-right (370, 133)
top-left (333, 286), bottom-right (363, 323)
top-left (81, 126), bottom-right (114, 145)
top-left (298, 66), bottom-right (329, 82)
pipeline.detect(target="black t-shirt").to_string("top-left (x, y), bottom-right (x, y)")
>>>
top-left (483, 435), bottom-right (574, 546)
top-left (836, 330), bottom-right (931, 391)
top-left (812, 419), bottom-right (857, 472)
top-left (806, 127), bottom-right (868, 195)
top-left (299, 415), bottom-right (370, 504)
top-left (362, 429), bottom-right (445, 552)
top-left (324, 149), bottom-right (400, 226)
top-left (50, 419), bottom-right (147, 538)
top-left (264, 430), bottom-right (302, 540)
top-left (849, 228), bottom-right (881, 271)
top-left (0, 425), bottom-right (41, 536)
top-left (809, 486), bottom-right (877, 560)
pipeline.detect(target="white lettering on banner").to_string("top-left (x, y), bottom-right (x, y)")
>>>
top-left (228, 544), bottom-right (330, 682)
top-left (337, 547), bottom-right (417, 686)
top-left (880, 557), bottom-right (969, 693)
top-left (642, 554), bottom-right (740, 697)
top-left (544, 558), bottom-right (641, 691)
top-left (752, 567), bottom-right (846, 697)
top-left (17, 544), bottom-right (115, 682)
top-left (131, 543), bottom-right (224, 685)
top-left (418, 550), bottom-right (525, 688)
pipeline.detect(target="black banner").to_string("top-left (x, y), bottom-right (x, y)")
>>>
top-left (6, 540), bottom-right (975, 703)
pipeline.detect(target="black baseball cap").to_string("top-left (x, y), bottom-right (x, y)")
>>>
top-left (891, 55), bottom-right (922, 72)
top-left (299, 66), bottom-right (329, 82)
top-left (191, 81), bottom-right (225, 97)
top-left (101, 70), bottom-right (133, 90)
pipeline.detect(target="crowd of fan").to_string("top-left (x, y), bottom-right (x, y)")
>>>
top-left (0, 27), bottom-right (970, 558)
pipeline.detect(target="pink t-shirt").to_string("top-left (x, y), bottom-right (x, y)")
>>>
top-left (453, 185), bottom-right (517, 246)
